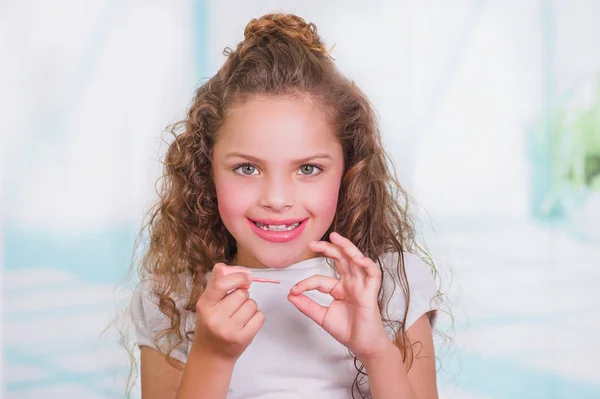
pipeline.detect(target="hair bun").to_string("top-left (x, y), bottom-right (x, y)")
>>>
top-left (243, 12), bottom-right (330, 58)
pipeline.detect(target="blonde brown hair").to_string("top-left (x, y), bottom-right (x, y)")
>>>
top-left (132, 11), bottom-right (446, 398)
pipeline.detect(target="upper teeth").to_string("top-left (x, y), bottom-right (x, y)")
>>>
top-left (255, 222), bottom-right (300, 231)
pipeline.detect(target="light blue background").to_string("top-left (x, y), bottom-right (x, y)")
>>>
top-left (3, 1), bottom-right (599, 398)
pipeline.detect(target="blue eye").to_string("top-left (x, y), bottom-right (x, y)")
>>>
top-left (298, 164), bottom-right (322, 176)
top-left (234, 164), bottom-right (259, 176)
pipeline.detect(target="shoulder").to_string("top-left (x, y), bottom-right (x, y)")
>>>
top-left (131, 273), bottom-right (194, 320)
top-left (379, 252), bottom-right (438, 291)
top-left (377, 252), bottom-right (440, 331)
top-left (130, 273), bottom-right (194, 363)
top-left (132, 272), bottom-right (194, 302)
top-left (131, 277), bottom-right (173, 334)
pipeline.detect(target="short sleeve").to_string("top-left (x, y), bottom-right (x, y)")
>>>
top-left (379, 252), bottom-right (440, 336)
top-left (130, 279), bottom-right (191, 363)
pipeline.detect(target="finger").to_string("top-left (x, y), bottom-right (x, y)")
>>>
top-left (205, 267), bottom-right (252, 305)
top-left (211, 262), bottom-right (230, 278)
top-left (215, 288), bottom-right (250, 317)
top-left (287, 292), bottom-right (327, 327)
top-left (230, 298), bottom-right (258, 327)
top-left (330, 232), bottom-right (364, 259)
top-left (308, 240), bottom-right (351, 276)
top-left (240, 310), bottom-right (265, 340)
top-left (290, 275), bottom-right (344, 300)
top-left (220, 265), bottom-right (252, 279)
top-left (221, 265), bottom-right (252, 290)
top-left (330, 232), bottom-right (367, 279)
top-left (352, 254), bottom-right (382, 281)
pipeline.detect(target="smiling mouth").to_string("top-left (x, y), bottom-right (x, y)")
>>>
top-left (252, 221), bottom-right (302, 231)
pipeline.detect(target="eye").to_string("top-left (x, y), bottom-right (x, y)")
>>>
top-left (234, 164), bottom-right (259, 176)
top-left (297, 164), bottom-right (322, 176)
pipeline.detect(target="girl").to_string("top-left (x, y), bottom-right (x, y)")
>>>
top-left (130, 11), bottom-right (442, 399)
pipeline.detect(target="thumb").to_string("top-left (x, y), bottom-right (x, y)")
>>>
top-left (220, 265), bottom-right (252, 289)
top-left (287, 292), bottom-right (327, 327)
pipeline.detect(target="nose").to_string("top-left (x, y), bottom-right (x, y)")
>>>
top-left (259, 174), bottom-right (294, 212)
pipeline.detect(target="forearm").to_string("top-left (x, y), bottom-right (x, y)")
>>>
top-left (361, 343), bottom-right (418, 399)
top-left (176, 346), bottom-right (235, 399)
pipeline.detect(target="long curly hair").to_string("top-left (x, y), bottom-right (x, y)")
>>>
top-left (131, 11), bottom-right (447, 398)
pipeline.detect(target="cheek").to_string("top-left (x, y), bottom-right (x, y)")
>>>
top-left (214, 174), bottom-right (252, 224)
top-left (304, 178), bottom-right (341, 220)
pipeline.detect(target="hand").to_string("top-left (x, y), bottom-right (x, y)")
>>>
top-left (287, 232), bottom-right (391, 360)
top-left (192, 263), bottom-right (265, 361)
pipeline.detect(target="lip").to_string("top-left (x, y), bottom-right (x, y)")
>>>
top-left (249, 218), bottom-right (306, 225)
top-left (247, 218), bottom-right (308, 243)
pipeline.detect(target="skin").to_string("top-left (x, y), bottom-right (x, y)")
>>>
top-left (141, 95), bottom-right (438, 399)
top-left (212, 95), bottom-right (344, 270)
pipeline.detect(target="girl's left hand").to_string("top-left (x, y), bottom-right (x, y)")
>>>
top-left (287, 232), bottom-right (392, 360)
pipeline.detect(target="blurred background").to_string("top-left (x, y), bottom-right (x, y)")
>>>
top-left (2, 0), bottom-right (600, 398)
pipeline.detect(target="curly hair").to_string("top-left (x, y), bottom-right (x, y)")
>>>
top-left (132, 11), bottom-right (445, 398)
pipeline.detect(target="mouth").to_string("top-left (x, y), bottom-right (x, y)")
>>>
top-left (252, 221), bottom-right (302, 231)
top-left (247, 218), bottom-right (308, 242)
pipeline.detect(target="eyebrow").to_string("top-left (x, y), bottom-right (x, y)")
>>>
top-left (224, 152), bottom-right (332, 164)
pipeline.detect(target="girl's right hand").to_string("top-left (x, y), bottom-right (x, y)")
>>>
top-left (191, 263), bottom-right (265, 362)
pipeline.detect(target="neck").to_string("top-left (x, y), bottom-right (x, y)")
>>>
top-left (231, 252), bottom-right (268, 269)
top-left (232, 246), bottom-right (321, 269)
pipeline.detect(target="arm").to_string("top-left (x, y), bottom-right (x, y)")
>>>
top-left (287, 233), bottom-right (438, 399)
top-left (361, 313), bottom-right (438, 399)
top-left (140, 344), bottom-right (235, 399)
top-left (140, 346), bottom-right (184, 399)
top-left (176, 345), bottom-right (236, 399)
top-left (139, 264), bottom-right (265, 399)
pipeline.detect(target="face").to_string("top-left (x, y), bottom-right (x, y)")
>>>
top-left (212, 95), bottom-right (344, 269)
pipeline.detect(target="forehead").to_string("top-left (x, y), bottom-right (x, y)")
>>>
top-left (215, 96), bottom-right (340, 160)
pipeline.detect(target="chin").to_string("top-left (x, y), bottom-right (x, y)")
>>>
top-left (257, 253), bottom-right (300, 269)
top-left (254, 247), bottom-right (309, 269)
